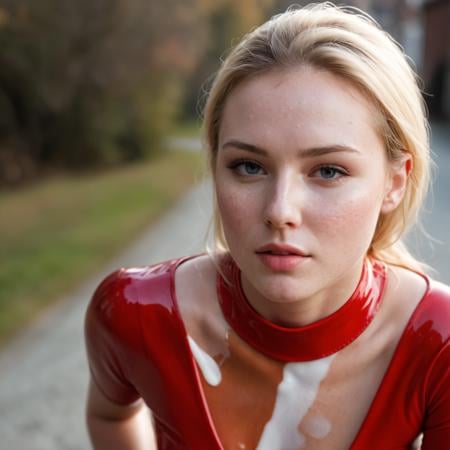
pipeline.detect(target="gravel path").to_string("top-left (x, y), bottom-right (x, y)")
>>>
top-left (0, 123), bottom-right (448, 450)
top-left (0, 178), bottom-right (213, 450)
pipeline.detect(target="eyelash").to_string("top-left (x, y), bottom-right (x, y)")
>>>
top-left (312, 165), bottom-right (349, 181)
top-left (227, 159), bottom-right (349, 181)
top-left (227, 159), bottom-right (265, 176)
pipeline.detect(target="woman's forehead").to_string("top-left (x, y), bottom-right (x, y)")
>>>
top-left (218, 67), bottom-right (384, 156)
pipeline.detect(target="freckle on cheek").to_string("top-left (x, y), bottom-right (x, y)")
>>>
top-left (317, 200), bottom-right (376, 235)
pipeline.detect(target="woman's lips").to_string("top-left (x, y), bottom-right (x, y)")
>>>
top-left (255, 243), bottom-right (311, 271)
top-left (257, 252), bottom-right (310, 271)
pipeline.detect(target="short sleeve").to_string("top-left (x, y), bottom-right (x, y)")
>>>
top-left (421, 340), bottom-right (450, 448)
top-left (84, 270), bottom-right (141, 405)
top-left (420, 283), bottom-right (450, 448)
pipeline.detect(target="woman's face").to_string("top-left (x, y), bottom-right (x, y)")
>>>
top-left (214, 66), bottom-right (401, 319)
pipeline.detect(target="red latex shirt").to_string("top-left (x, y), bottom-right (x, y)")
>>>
top-left (85, 254), bottom-right (450, 449)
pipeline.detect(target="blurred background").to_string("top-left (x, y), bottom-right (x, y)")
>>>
top-left (0, 0), bottom-right (449, 341)
top-left (0, 0), bottom-right (449, 187)
top-left (0, 0), bottom-right (449, 345)
top-left (0, 1), bottom-right (448, 449)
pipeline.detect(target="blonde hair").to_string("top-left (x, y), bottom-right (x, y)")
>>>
top-left (202, 2), bottom-right (430, 272)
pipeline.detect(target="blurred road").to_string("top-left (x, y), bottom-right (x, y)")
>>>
top-left (0, 178), bottom-right (214, 450)
top-left (407, 121), bottom-right (450, 284)
top-left (0, 122), bottom-right (448, 449)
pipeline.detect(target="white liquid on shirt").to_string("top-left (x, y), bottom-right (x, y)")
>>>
top-left (188, 335), bottom-right (222, 386)
top-left (256, 355), bottom-right (335, 450)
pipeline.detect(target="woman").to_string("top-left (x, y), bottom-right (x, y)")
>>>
top-left (84, 3), bottom-right (450, 449)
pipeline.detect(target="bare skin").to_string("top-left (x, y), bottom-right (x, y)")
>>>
top-left (174, 254), bottom-right (427, 449)
top-left (86, 380), bottom-right (156, 449)
top-left (86, 66), bottom-right (423, 449)
top-left (170, 65), bottom-right (425, 449)
top-left (214, 67), bottom-right (410, 327)
top-left (85, 254), bottom-right (426, 449)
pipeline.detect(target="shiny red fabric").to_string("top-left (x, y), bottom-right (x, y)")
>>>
top-left (217, 255), bottom-right (386, 362)
top-left (85, 255), bottom-right (450, 449)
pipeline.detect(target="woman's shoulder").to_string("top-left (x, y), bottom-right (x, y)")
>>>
top-left (412, 276), bottom-right (450, 423)
top-left (93, 256), bottom-right (191, 303)
top-left (86, 254), bottom-right (203, 335)
top-left (387, 265), bottom-right (450, 338)
top-left (424, 276), bottom-right (450, 305)
top-left (415, 275), bottom-right (450, 338)
top-left (378, 265), bottom-right (449, 374)
top-left (173, 253), bottom-right (219, 310)
top-left (388, 266), bottom-right (450, 312)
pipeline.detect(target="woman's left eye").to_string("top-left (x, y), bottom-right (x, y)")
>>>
top-left (311, 165), bottom-right (348, 180)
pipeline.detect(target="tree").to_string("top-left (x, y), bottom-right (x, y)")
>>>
top-left (0, 0), bottom-right (212, 183)
top-left (181, 0), bottom-right (276, 120)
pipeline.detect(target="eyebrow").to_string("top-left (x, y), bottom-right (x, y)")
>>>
top-left (221, 139), bottom-right (361, 158)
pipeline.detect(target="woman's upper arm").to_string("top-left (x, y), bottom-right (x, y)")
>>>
top-left (84, 269), bottom-right (141, 406)
top-left (86, 378), bottom-right (144, 420)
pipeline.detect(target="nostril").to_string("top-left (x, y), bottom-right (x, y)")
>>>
top-left (264, 196), bottom-right (302, 228)
top-left (264, 215), bottom-right (300, 229)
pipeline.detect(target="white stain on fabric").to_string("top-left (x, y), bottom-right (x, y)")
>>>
top-left (302, 415), bottom-right (332, 439)
top-left (188, 335), bottom-right (222, 386)
top-left (255, 355), bottom-right (335, 450)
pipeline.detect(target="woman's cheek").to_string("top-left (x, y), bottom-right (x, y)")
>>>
top-left (313, 192), bottom-right (381, 242)
top-left (217, 187), bottom-right (255, 232)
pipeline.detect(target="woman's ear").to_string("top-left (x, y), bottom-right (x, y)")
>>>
top-left (381, 154), bottom-right (412, 214)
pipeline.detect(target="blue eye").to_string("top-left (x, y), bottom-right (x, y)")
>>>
top-left (320, 167), bottom-right (339, 179)
top-left (243, 161), bottom-right (262, 175)
top-left (313, 165), bottom-right (347, 180)
top-left (229, 160), bottom-right (264, 176)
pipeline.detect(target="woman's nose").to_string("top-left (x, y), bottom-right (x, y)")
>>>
top-left (263, 175), bottom-right (302, 229)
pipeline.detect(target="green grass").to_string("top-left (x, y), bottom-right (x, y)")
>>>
top-left (0, 149), bottom-right (206, 345)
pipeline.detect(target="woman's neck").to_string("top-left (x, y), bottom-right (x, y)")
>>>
top-left (240, 260), bottom-right (365, 327)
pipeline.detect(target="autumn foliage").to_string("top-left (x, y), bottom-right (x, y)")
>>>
top-left (0, 0), bottom-right (276, 185)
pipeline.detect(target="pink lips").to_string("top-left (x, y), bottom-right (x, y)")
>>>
top-left (256, 243), bottom-right (311, 271)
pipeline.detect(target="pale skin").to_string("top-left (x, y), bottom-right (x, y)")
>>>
top-left (86, 66), bottom-right (425, 449)
top-left (86, 380), bottom-right (156, 449)
top-left (215, 66), bottom-right (408, 326)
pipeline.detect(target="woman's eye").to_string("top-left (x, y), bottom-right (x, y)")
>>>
top-left (312, 165), bottom-right (348, 180)
top-left (228, 160), bottom-right (264, 176)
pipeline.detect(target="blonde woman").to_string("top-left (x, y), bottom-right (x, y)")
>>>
top-left (85, 3), bottom-right (450, 449)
